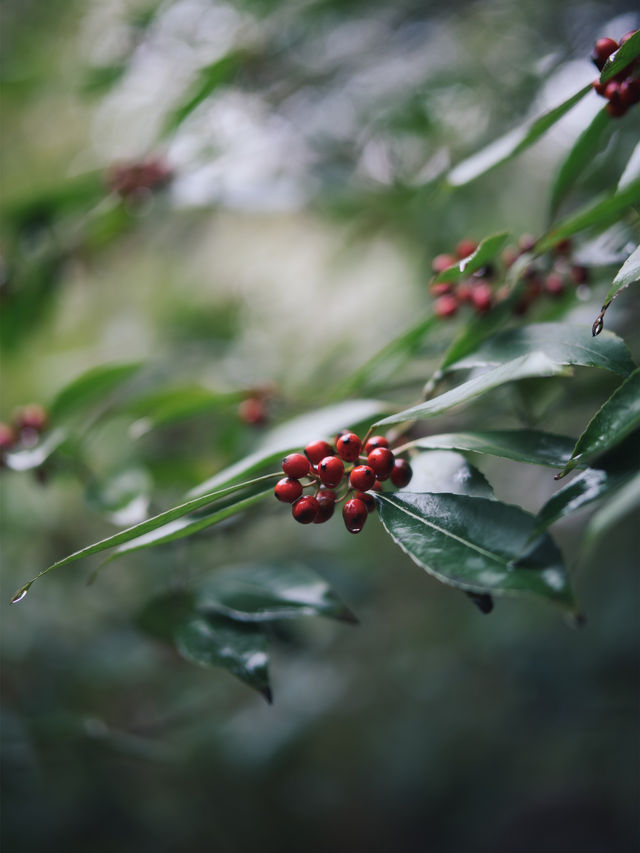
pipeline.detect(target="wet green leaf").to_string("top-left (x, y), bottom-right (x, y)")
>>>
top-left (447, 84), bottom-right (591, 186)
top-left (600, 30), bottom-right (640, 83)
top-left (447, 323), bottom-right (635, 377)
top-left (403, 430), bottom-right (576, 468)
top-left (432, 233), bottom-right (510, 284)
top-left (49, 362), bottom-right (143, 421)
top-left (401, 451), bottom-right (494, 499)
top-left (585, 471), bottom-right (640, 547)
top-left (602, 245), bottom-right (640, 306)
top-left (376, 353), bottom-right (569, 426)
top-left (376, 492), bottom-right (575, 609)
top-left (536, 467), bottom-right (633, 533)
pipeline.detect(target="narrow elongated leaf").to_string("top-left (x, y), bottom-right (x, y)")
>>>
top-left (600, 30), bottom-right (640, 82)
top-left (375, 353), bottom-right (569, 426)
top-left (447, 323), bottom-right (635, 376)
top-left (557, 368), bottom-right (640, 477)
top-left (536, 177), bottom-right (640, 253)
top-left (128, 386), bottom-right (244, 434)
top-left (402, 430), bottom-right (576, 468)
top-left (447, 84), bottom-right (592, 186)
top-left (176, 617), bottom-right (271, 701)
top-left (535, 467), bottom-right (634, 532)
top-left (549, 108), bottom-right (615, 217)
top-left (618, 141), bottom-right (640, 190)
top-left (592, 245), bottom-right (640, 335)
top-left (9, 474), bottom-right (280, 602)
top-left (401, 451), bottom-right (494, 499)
top-left (196, 563), bottom-right (357, 624)
top-left (585, 471), bottom-right (640, 546)
top-left (49, 363), bottom-right (142, 421)
top-left (375, 492), bottom-right (575, 609)
top-left (432, 233), bottom-right (510, 284)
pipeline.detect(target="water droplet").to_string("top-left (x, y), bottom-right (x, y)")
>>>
top-left (10, 588), bottom-right (29, 604)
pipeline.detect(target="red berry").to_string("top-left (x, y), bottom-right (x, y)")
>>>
top-left (390, 458), bottom-right (413, 488)
top-left (429, 281), bottom-right (454, 297)
top-left (434, 294), bottom-right (459, 318)
top-left (282, 452), bottom-right (310, 479)
top-left (354, 491), bottom-right (377, 513)
top-left (238, 397), bottom-right (267, 425)
top-left (470, 282), bottom-right (492, 314)
top-left (274, 477), bottom-right (303, 503)
top-left (456, 282), bottom-right (473, 303)
top-left (604, 80), bottom-right (621, 101)
top-left (13, 403), bottom-right (48, 432)
top-left (591, 37), bottom-right (618, 70)
top-left (318, 455), bottom-right (345, 487)
top-left (620, 30), bottom-right (638, 46)
top-left (455, 239), bottom-right (477, 260)
top-left (363, 435), bottom-right (389, 455)
top-left (369, 479), bottom-right (382, 492)
top-left (554, 238), bottom-right (572, 254)
top-left (544, 273), bottom-right (565, 297)
top-left (342, 498), bottom-right (368, 534)
top-left (593, 78), bottom-right (607, 96)
top-left (367, 447), bottom-right (395, 480)
top-left (606, 100), bottom-right (627, 117)
top-left (432, 253), bottom-right (456, 274)
top-left (304, 439), bottom-right (333, 465)
top-left (336, 432), bottom-right (362, 462)
top-left (349, 465), bottom-right (376, 491)
top-left (314, 489), bottom-right (336, 523)
top-left (619, 78), bottom-right (640, 107)
top-left (292, 496), bottom-right (319, 524)
top-left (570, 265), bottom-right (589, 285)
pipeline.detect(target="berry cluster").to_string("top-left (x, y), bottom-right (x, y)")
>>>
top-left (429, 236), bottom-right (589, 319)
top-left (591, 32), bottom-right (640, 118)
top-left (0, 404), bottom-right (49, 467)
top-left (106, 157), bottom-right (172, 200)
top-left (274, 431), bottom-right (413, 533)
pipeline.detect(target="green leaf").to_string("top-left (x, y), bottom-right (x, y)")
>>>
top-left (447, 323), bottom-right (636, 377)
top-left (536, 177), bottom-right (640, 254)
top-left (9, 474), bottom-right (280, 603)
top-left (49, 362), bottom-right (143, 421)
top-left (592, 245), bottom-right (640, 336)
top-left (557, 368), bottom-right (640, 478)
top-left (438, 296), bottom-right (515, 372)
top-left (176, 617), bottom-right (271, 702)
top-left (195, 563), bottom-right (357, 624)
top-left (402, 430), bottom-right (576, 468)
top-left (585, 471), bottom-right (640, 547)
top-left (163, 51), bottom-right (245, 134)
top-left (447, 84), bottom-right (592, 186)
top-left (402, 451), bottom-right (494, 499)
top-left (432, 232), bottom-right (510, 284)
top-left (535, 467), bottom-right (634, 533)
top-left (3, 429), bottom-right (68, 472)
top-left (85, 468), bottom-right (152, 526)
top-left (375, 353), bottom-right (569, 427)
top-left (128, 385), bottom-right (244, 434)
top-left (600, 30), bottom-right (640, 83)
top-left (375, 492), bottom-right (575, 610)
top-left (618, 141), bottom-right (640, 191)
top-left (549, 107), bottom-right (615, 218)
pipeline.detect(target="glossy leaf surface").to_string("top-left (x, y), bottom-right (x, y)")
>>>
top-left (584, 471), bottom-right (640, 547)
top-left (602, 245), bottom-right (640, 306)
top-left (403, 430), bottom-right (576, 468)
top-left (401, 451), bottom-right (494, 499)
top-left (375, 492), bottom-right (575, 609)
top-left (376, 353), bottom-right (569, 426)
top-left (600, 30), bottom-right (640, 82)
top-left (432, 232), bottom-right (510, 284)
top-left (535, 467), bottom-right (633, 533)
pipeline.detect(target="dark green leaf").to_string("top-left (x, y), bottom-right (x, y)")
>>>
top-left (447, 323), bottom-right (636, 377)
top-left (375, 353), bottom-right (569, 426)
top-left (401, 451), bottom-right (494, 499)
top-left (49, 362), bottom-right (143, 421)
top-left (447, 84), bottom-right (592, 186)
top-left (585, 471), bottom-right (640, 546)
top-left (549, 108), bottom-right (615, 218)
top-left (600, 30), bottom-right (640, 83)
top-left (432, 232), bottom-right (510, 284)
top-left (403, 430), bottom-right (576, 468)
top-left (536, 177), bottom-right (640, 254)
top-left (375, 492), bottom-right (575, 610)
top-left (128, 385), bottom-right (244, 434)
top-left (592, 245), bottom-right (640, 336)
top-left (196, 563), bottom-right (357, 624)
top-left (535, 467), bottom-right (634, 533)
top-left (557, 368), bottom-right (640, 478)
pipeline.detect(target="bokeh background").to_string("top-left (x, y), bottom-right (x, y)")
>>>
top-left (1, 1), bottom-right (639, 851)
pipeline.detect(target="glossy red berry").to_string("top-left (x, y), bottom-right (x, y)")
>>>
top-left (336, 432), bottom-right (362, 462)
top-left (314, 489), bottom-right (336, 523)
top-left (274, 477), bottom-right (303, 503)
top-left (592, 78), bottom-right (607, 96)
top-left (367, 447), bottom-right (395, 480)
top-left (282, 453), bottom-right (310, 479)
top-left (349, 465), bottom-right (376, 491)
top-left (455, 239), bottom-right (477, 260)
top-left (470, 282), bottom-right (492, 314)
top-left (342, 498), bottom-right (368, 534)
top-left (304, 439), bottom-right (334, 465)
top-left (434, 294), bottom-right (458, 318)
top-left (620, 30), bottom-right (638, 45)
top-left (432, 253), bottom-right (456, 274)
top-left (390, 458), bottom-right (413, 488)
top-left (292, 495), bottom-right (319, 524)
top-left (354, 491), bottom-right (376, 513)
top-left (318, 455), bottom-right (345, 487)
top-left (591, 37), bottom-right (618, 70)
top-left (618, 79), bottom-right (639, 107)
top-left (363, 435), bottom-right (389, 455)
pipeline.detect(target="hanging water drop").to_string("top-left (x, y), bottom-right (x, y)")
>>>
top-left (10, 588), bottom-right (29, 604)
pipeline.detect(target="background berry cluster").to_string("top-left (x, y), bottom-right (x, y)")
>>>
top-left (274, 431), bottom-right (413, 533)
top-left (0, 404), bottom-right (48, 467)
top-left (591, 31), bottom-right (640, 117)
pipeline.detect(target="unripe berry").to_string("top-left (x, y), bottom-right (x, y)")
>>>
top-left (434, 294), bottom-right (458, 318)
top-left (349, 465), bottom-right (376, 491)
top-left (470, 282), bottom-right (492, 314)
top-left (336, 432), bottom-right (362, 462)
top-left (544, 273), bottom-right (565, 297)
top-left (367, 447), bottom-right (395, 480)
top-left (455, 239), bottom-right (477, 260)
top-left (282, 452), bottom-right (310, 479)
top-left (292, 496), bottom-right (319, 524)
top-left (318, 455), bottom-right (345, 487)
top-left (432, 253), bottom-right (456, 274)
top-left (314, 488), bottom-right (336, 523)
top-left (363, 435), bottom-right (389, 455)
top-left (342, 498), bottom-right (368, 534)
top-left (274, 477), bottom-right (303, 503)
top-left (304, 439), bottom-right (334, 465)
top-left (390, 458), bottom-right (413, 488)
top-left (354, 491), bottom-right (377, 513)
top-left (591, 37), bottom-right (618, 70)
